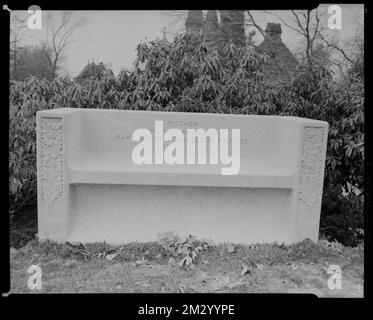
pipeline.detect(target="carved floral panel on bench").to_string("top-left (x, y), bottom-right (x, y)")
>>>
top-left (40, 118), bottom-right (64, 209)
top-left (296, 126), bottom-right (326, 239)
top-left (299, 126), bottom-right (326, 208)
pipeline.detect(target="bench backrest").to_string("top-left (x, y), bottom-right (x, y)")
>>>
top-left (69, 109), bottom-right (304, 175)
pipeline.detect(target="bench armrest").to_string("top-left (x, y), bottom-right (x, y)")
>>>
top-left (293, 120), bottom-right (329, 242)
top-left (36, 108), bottom-right (82, 241)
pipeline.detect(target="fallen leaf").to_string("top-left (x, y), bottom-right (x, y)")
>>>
top-left (241, 264), bottom-right (251, 276)
top-left (225, 243), bottom-right (236, 253)
top-left (210, 275), bottom-right (230, 291)
top-left (191, 251), bottom-right (197, 260)
top-left (290, 263), bottom-right (298, 270)
top-left (256, 263), bottom-right (265, 270)
top-left (134, 257), bottom-right (147, 265)
top-left (105, 253), bottom-right (118, 261)
top-left (227, 278), bottom-right (246, 289)
top-left (62, 260), bottom-right (78, 267)
top-left (180, 255), bottom-right (193, 267)
top-left (219, 248), bottom-right (225, 256)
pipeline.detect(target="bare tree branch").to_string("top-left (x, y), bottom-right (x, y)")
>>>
top-left (10, 13), bottom-right (29, 79)
top-left (262, 11), bottom-right (304, 37)
top-left (42, 11), bottom-right (86, 78)
top-left (291, 10), bottom-right (307, 35)
top-left (318, 33), bottom-right (354, 64)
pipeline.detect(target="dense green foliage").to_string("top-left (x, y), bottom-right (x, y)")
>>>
top-left (9, 32), bottom-right (364, 245)
top-left (320, 186), bottom-right (363, 247)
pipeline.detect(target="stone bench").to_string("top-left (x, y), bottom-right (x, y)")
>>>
top-left (36, 108), bottom-right (328, 244)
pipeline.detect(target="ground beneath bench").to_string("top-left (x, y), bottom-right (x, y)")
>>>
top-left (9, 237), bottom-right (363, 296)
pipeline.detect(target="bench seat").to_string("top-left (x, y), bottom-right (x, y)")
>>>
top-left (69, 167), bottom-right (296, 189)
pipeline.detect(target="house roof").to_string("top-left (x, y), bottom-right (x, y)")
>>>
top-left (257, 23), bottom-right (299, 79)
top-left (158, 27), bottom-right (170, 46)
top-left (185, 10), bottom-right (204, 32)
top-left (76, 62), bottom-right (107, 83)
top-left (183, 12), bottom-right (298, 80)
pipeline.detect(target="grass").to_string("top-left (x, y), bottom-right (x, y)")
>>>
top-left (8, 209), bottom-right (364, 296)
top-left (9, 235), bottom-right (364, 296)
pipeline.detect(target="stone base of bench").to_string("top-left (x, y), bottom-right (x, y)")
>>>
top-left (64, 185), bottom-right (297, 244)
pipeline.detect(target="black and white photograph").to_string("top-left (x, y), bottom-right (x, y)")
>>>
top-left (6, 5), bottom-right (365, 299)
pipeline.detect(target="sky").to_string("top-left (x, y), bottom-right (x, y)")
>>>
top-left (13, 5), bottom-right (363, 77)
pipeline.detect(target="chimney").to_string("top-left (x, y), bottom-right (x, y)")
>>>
top-left (185, 10), bottom-right (204, 33)
top-left (265, 23), bottom-right (282, 41)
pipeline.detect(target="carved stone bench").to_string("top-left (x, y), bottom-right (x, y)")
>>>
top-left (36, 108), bottom-right (328, 244)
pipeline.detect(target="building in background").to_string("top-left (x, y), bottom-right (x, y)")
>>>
top-left (76, 60), bottom-right (112, 84)
top-left (257, 23), bottom-right (298, 80)
top-left (184, 11), bottom-right (298, 80)
top-left (185, 10), bottom-right (204, 34)
top-left (155, 27), bottom-right (171, 46)
top-left (185, 10), bottom-right (246, 49)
